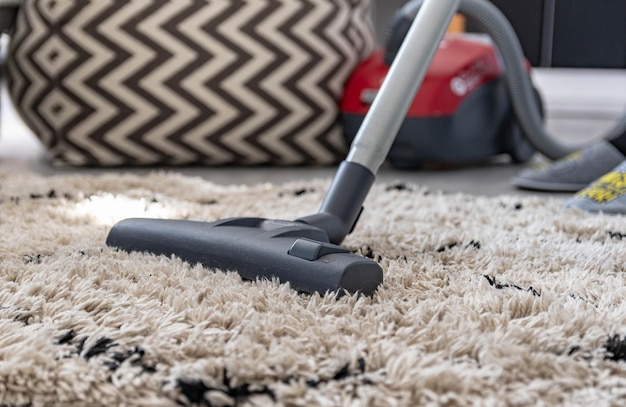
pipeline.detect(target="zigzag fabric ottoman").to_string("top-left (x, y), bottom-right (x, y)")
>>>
top-left (6, 0), bottom-right (376, 166)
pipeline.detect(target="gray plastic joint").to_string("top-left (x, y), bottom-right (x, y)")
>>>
top-left (297, 161), bottom-right (375, 244)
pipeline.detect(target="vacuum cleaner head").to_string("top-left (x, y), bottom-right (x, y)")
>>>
top-left (106, 216), bottom-right (383, 296)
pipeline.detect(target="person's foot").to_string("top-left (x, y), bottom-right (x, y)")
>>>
top-left (510, 141), bottom-right (626, 192)
top-left (564, 160), bottom-right (626, 214)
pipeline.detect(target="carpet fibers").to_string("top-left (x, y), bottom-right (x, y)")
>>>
top-left (1, 170), bottom-right (626, 406)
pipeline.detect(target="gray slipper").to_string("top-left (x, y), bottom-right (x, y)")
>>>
top-left (511, 141), bottom-right (626, 192)
top-left (564, 160), bottom-right (626, 214)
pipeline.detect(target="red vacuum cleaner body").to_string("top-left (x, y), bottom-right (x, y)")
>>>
top-left (341, 34), bottom-right (539, 168)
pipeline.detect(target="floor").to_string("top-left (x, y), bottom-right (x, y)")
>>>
top-left (1, 67), bottom-right (624, 199)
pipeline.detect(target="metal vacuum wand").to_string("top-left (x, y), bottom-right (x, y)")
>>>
top-left (298, 0), bottom-right (461, 245)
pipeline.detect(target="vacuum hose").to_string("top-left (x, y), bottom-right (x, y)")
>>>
top-left (387, 0), bottom-right (626, 160)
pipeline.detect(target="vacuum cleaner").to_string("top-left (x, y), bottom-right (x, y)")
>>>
top-left (341, 33), bottom-right (541, 168)
top-left (106, 0), bottom-right (459, 296)
top-left (107, 0), bottom-right (611, 296)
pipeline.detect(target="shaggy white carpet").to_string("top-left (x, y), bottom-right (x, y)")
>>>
top-left (1, 170), bottom-right (626, 406)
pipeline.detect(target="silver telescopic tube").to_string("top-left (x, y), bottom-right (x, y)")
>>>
top-left (347, 0), bottom-right (461, 173)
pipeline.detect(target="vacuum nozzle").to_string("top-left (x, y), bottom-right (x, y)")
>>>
top-left (106, 217), bottom-right (383, 296)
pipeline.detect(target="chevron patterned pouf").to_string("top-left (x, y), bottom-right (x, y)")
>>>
top-left (6, 0), bottom-right (376, 166)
